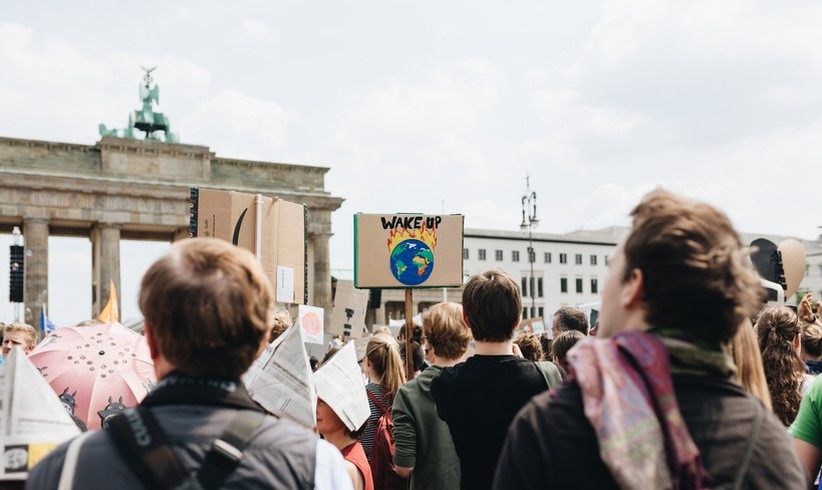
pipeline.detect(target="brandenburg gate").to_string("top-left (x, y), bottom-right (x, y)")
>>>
top-left (0, 70), bottom-right (343, 326)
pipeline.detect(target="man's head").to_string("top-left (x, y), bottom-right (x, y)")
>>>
top-left (599, 190), bottom-right (761, 344)
top-left (139, 238), bottom-right (274, 378)
top-left (2, 322), bottom-right (37, 356)
top-left (422, 301), bottom-right (471, 361)
top-left (551, 306), bottom-right (589, 338)
top-left (462, 269), bottom-right (521, 342)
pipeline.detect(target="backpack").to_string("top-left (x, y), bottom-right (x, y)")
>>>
top-left (365, 390), bottom-right (408, 490)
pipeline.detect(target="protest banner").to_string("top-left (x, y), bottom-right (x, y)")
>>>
top-left (329, 280), bottom-right (369, 341)
top-left (243, 324), bottom-right (316, 428)
top-left (190, 188), bottom-right (307, 304)
top-left (297, 305), bottom-right (324, 345)
top-left (313, 342), bottom-right (369, 432)
top-left (354, 214), bottom-right (464, 289)
top-left (1, 348), bottom-right (80, 481)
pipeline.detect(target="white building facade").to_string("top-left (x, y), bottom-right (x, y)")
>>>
top-left (370, 226), bottom-right (822, 326)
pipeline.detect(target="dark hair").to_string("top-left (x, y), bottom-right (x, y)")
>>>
top-left (551, 330), bottom-right (585, 362)
top-left (400, 341), bottom-right (426, 372)
top-left (462, 269), bottom-right (521, 342)
top-left (538, 333), bottom-right (552, 360)
top-left (553, 307), bottom-right (588, 335)
top-left (801, 322), bottom-right (822, 359)
top-left (515, 334), bottom-right (543, 362)
top-left (623, 190), bottom-right (762, 344)
top-left (756, 306), bottom-right (804, 426)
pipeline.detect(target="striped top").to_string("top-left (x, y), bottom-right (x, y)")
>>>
top-left (360, 382), bottom-right (388, 460)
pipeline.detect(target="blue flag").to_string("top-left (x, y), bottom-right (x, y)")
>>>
top-left (40, 304), bottom-right (55, 335)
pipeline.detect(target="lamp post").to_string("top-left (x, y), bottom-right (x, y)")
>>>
top-left (520, 176), bottom-right (538, 319)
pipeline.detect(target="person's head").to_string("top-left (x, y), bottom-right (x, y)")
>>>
top-left (400, 341), bottom-right (426, 373)
top-left (139, 238), bottom-right (274, 379)
top-left (422, 302), bottom-right (471, 362)
top-left (270, 308), bottom-right (292, 343)
top-left (515, 334), bottom-right (543, 362)
top-left (462, 269), bottom-right (521, 342)
top-left (2, 322), bottom-right (37, 356)
top-left (756, 305), bottom-right (804, 426)
top-left (315, 398), bottom-right (366, 441)
top-left (538, 333), bottom-right (552, 360)
top-left (801, 322), bottom-right (822, 361)
top-left (728, 318), bottom-right (771, 410)
top-left (365, 333), bottom-right (406, 401)
top-left (551, 330), bottom-right (585, 373)
top-left (551, 306), bottom-right (589, 338)
top-left (599, 190), bottom-right (761, 344)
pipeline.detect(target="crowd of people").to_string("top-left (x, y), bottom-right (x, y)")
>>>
top-left (3, 189), bottom-right (822, 489)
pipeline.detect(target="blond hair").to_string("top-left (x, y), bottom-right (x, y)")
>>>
top-left (422, 302), bottom-right (471, 360)
top-left (3, 322), bottom-right (37, 350)
top-left (366, 333), bottom-right (406, 402)
top-left (729, 319), bottom-right (771, 410)
top-left (139, 238), bottom-right (273, 378)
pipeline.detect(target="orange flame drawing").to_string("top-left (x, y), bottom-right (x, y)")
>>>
top-left (387, 222), bottom-right (438, 252)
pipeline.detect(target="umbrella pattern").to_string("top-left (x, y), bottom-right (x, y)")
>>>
top-left (29, 322), bottom-right (156, 430)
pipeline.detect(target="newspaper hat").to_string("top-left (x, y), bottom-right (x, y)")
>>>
top-left (314, 342), bottom-right (370, 432)
top-left (243, 323), bottom-right (317, 428)
top-left (1, 347), bottom-right (81, 480)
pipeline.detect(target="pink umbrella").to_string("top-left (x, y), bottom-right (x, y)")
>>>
top-left (29, 322), bottom-right (156, 430)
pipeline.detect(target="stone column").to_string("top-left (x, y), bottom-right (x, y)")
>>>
top-left (91, 223), bottom-right (121, 319)
top-left (23, 218), bottom-right (49, 331)
top-left (310, 232), bottom-right (333, 327)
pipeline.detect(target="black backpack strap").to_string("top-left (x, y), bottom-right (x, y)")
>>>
top-left (107, 407), bottom-right (266, 490)
top-left (106, 407), bottom-right (190, 490)
top-left (195, 410), bottom-right (266, 490)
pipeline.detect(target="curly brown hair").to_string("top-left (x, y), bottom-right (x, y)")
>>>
top-left (756, 306), bottom-right (804, 426)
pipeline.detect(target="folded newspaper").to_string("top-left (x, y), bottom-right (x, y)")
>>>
top-left (243, 323), bottom-right (317, 428)
top-left (1, 347), bottom-right (81, 480)
top-left (314, 341), bottom-right (370, 432)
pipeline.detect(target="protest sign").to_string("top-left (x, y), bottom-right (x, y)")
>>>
top-left (354, 214), bottom-right (464, 288)
top-left (191, 188), bottom-right (307, 304)
top-left (329, 280), bottom-right (369, 340)
top-left (1, 348), bottom-right (80, 481)
top-left (243, 324), bottom-right (316, 428)
top-left (297, 305), bottom-right (324, 345)
top-left (314, 342), bottom-right (369, 432)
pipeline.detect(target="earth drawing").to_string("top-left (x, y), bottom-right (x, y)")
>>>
top-left (389, 239), bottom-right (434, 286)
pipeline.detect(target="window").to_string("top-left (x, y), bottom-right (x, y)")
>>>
top-left (528, 247), bottom-right (535, 263)
top-left (538, 307), bottom-right (544, 318)
top-left (495, 249), bottom-right (503, 261)
top-left (521, 277), bottom-right (528, 296)
top-left (576, 277), bottom-right (583, 293)
top-left (523, 308), bottom-right (528, 319)
top-left (605, 255), bottom-right (610, 266)
top-left (529, 277), bottom-right (535, 298)
top-left (591, 278), bottom-right (598, 294)
top-left (560, 253), bottom-right (567, 264)
top-left (463, 248), bottom-right (469, 260)
top-left (544, 252), bottom-right (552, 263)
top-left (560, 277), bottom-right (568, 293)
top-left (537, 277), bottom-right (544, 297)
top-left (478, 249), bottom-right (486, 261)
top-left (590, 255), bottom-right (597, 266)
top-left (575, 254), bottom-right (583, 265)
top-left (512, 250), bottom-right (520, 262)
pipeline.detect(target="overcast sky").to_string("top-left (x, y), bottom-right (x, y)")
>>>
top-left (1, 0), bottom-right (821, 325)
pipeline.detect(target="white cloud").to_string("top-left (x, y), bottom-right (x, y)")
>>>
top-left (178, 89), bottom-right (296, 159)
top-left (240, 20), bottom-right (273, 42)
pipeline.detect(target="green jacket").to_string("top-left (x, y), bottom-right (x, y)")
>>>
top-left (392, 365), bottom-right (460, 490)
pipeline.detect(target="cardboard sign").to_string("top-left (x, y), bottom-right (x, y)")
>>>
top-left (297, 305), bottom-right (325, 345)
top-left (191, 188), bottom-right (307, 303)
top-left (329, 280), bottom-right (369, 340)
top-left (354, 214), bottom-right (464, 288)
